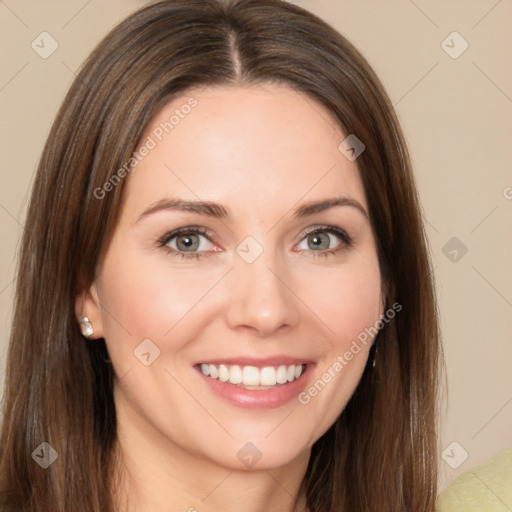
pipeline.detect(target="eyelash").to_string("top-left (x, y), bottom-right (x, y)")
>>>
top-left (156, 225), bottom-right (353, 261)
top-left (157, 226), bottom-right (212, 261)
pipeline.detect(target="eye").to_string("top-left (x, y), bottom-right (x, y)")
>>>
top-left (157, 226), bottom-right (218, 260)
top-left (296, 226), bottom-right (352, 256)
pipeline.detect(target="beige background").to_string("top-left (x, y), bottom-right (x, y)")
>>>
top-left (0, 0), bottom-right (511, 494)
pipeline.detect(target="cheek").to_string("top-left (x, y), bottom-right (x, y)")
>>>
top-left (94, 249), bottom-right (219, 428)
top-left (296, 255), bottom-right (382, 348)
top-left (331, 272), bottom-right (381, 344)
top-left (96, 251), bottom-right (221, 344)
top-left (292, 254), bottom-right (381, 433)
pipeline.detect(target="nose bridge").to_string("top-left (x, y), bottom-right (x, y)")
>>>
top-left (225, 240), bottom-right (300, 335)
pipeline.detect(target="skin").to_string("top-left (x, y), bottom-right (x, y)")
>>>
top-left (77, 83), bottom-right (385, 512)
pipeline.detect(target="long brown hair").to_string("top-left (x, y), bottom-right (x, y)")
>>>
top-left (0, 1), bottom-right (443, 510)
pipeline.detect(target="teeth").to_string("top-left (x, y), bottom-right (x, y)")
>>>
top-left (209, 364), bottom-right (218, 379)
top-left (199, 363), bottom-right (306, 386)
top-left (276, 365), bottom-right (288, 384)
top-left (242, 366), bottom-right (260, 386)
top-left (229, 365), bottom-right (243, 384)
top-left (260, 366), bottom-right (276, 386)
top-left (218, 364), bottom-right (229, 382)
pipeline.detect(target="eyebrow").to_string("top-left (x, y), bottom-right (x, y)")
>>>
top-left (136, 196), bottom-right (368, 223)
top-left (293, 197), bottom-right (368, 219)
top-left (136, 198), bottom-right (228, 222)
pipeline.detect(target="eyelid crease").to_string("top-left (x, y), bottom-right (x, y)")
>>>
top-left (300, 225), bottom-right (352, 242)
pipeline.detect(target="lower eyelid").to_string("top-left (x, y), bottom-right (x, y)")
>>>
top-left (166, 249), bottom-right (207, 260)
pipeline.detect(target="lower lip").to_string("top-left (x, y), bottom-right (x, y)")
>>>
top-left (195, 364), bottom-right (315, 409)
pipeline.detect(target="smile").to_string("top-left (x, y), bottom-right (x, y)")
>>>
top-left (194, 356), bottom-right (314, 409)
top-left (198, 363), bottom-right (306, 388)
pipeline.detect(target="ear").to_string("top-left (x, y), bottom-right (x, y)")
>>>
top-left (75, 282), bottom-right (105, 339)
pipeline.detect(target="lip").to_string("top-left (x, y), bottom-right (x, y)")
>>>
top-left (194, 359), bottom-right (316, 410)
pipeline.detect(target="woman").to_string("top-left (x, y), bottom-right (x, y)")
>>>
top-left (0, 0), bottom-right (442, 510)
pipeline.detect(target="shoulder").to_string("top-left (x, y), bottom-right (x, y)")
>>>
top-left (437, 448), bottom-right (512, 511)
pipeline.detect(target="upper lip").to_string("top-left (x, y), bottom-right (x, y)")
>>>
top-left (195, 356), bottom-right (314, 368)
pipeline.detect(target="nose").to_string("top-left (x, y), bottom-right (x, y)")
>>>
top-left (224, 251), bottom-right (300, 337)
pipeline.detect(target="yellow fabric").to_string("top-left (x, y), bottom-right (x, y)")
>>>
top-left (437, 448), bottom-right (512, 511)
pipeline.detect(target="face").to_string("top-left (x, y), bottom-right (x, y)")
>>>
top-left (80, 84), bottom-right (384, 471)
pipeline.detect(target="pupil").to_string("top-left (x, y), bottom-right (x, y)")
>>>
top-left (309, 233), bottom-right (328, 250)
top-left (177, 234), bottom-right (199, 251)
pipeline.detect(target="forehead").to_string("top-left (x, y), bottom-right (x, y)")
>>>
top-left (122, 83), bottom-right (366, 221)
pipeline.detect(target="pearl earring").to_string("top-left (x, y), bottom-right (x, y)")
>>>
top-left (80, 317), bottom-right (94, 337)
